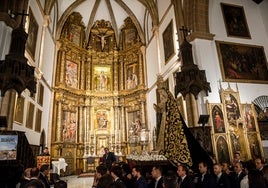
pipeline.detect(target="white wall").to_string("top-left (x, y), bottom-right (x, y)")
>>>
top-left (11, 0), bottom-right (56, 146)
top-left (0, 22), bottom-right (12, 60)
top-left (203, 0), bottom-right (268, 105)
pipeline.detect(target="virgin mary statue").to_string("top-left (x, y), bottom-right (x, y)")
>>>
top-left (154, 75), bottom-right (192, 167)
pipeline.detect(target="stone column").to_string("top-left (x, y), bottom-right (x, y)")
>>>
top-left (138, 46), bottom-right (146, 87)
top-left (80, 54), bottom-right (86, 90)
top-left (56, 99), bottom-right (63, 142)
top-left (152, 27), bottom-right (161, 72)
top-left (58, 44), bottom-right (66, 84)
top-left (185, 93), bottom-right (199, 127)
top-left (38, 15), bottom-right (50, 71)
top-left (78, 105), bottom-right (84, 143)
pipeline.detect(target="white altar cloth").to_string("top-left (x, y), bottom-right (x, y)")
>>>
top-left (52, 158), bottom-right (68, 175)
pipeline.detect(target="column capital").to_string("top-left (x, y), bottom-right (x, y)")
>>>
top-left (43, 15), bottom-right (51, 27)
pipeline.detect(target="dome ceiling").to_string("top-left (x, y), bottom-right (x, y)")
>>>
top-left (49, 0), bottom-right (159, 44)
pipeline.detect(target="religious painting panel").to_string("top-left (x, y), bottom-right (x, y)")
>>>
top-left (35, 109), bottom-right (42, 132)
top-left (216, 41), bottom-right (268, 83)
top-left (162, 20), bottom-right (175, 63)
top-left (220, 3), bottom-right (251, 38)
top-left (26, 102), bottom-right (35, 129)
top-left (126, 63), bottom-right (138, 90)
top-left (125, 28), bottom-right (137, 48)
top-left (65, 60), bottom-right (78, 88)
top-left (62, 111), bottom-right (77, 142)
top-left (69, 24), bottom-right (81, 46)
top-left (96, 110), bottom-right (109, 129)
top-left (229, 120), bottom-right (249, 160)
top-left (247, 133), bottom-right (263, 159)
top-left (241, 104), bottom-right (257, 132)
top-left (208, 104), bottom-right (226, 133)
top-left (127, 110), bottom-right (141, 136)
top-left (37, 83), bottom-right (44, 106)
top-left (221, 91), bottom-right (241, 123)
top-left (215, 135), bottom-right (231, 164)
top-left (93, 66), bottom-right (111, 91)
top-left (26, 8), bottom-right (39, 60)
top-left (14, 96), bottom-right (25, 124)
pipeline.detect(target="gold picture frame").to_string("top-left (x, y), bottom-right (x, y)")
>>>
top-left (26, 102), bottom-right (35, 129)
top-left (93, 66), bottom-right (111, 91)
top-left (162, 20), bottom-right (175, 63)
top-left (14, 96), bottom-right (25, 124)
top-left (26, 8), bottom-right (39, 60)
top-left (216, 41), bottom-right (268, 83)
top-left (221, 3), bottom-right (251, 38)
top-left (35, 109), bottom-right (42, 132)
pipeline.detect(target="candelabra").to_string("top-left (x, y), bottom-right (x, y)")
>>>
top-left (140, 129), bottom-right (149, 155)
top-left (129, 127), bottom-right (139, 155)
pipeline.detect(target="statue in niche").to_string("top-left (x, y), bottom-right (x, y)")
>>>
top-left (131, 118), bottom-right (141, 135)
top-left (96, 33), bottom-right (112, 51)
top-left (126, 73), bottom-right (138, 89)
top-left (98, 71), bottom-right (107, 91)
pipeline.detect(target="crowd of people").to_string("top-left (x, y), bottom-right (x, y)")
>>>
top-left (93, 152), bottom-right (268, 188)
top-left (16, 164), bottom-right (67, 188)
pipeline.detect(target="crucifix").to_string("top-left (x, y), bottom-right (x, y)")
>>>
top-left (179, 26), bottom-right (191, 40)
top-left (16, 9), bottom-right (29, 28)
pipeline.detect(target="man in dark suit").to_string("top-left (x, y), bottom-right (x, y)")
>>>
top-left (150, 166), bottom-right (163, 188)
top-left (132, 165), bottom-right (148, 188)
top-left (213, 163), bottom-right (231, 188)
top-left (177, 164), bottom-right (195, 188)
top-left (196, 161), bottom-right (217, 188)
top-left (111, 165), bottom-right (126, 188)
top-left (102, 147), bottom-right (116, 171)
top-left (39, 164), bottom-right (50, 188)
top-left (232, 162), bottom-right (245, 188)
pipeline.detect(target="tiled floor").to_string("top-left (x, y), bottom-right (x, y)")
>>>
top-left (60, 175), bottom-right (94, 188)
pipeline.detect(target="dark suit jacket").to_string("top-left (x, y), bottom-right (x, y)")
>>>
top-left (39, 172), bottom-right (50, 188)
top-left (115, 178), bottom-right (127, 188)
top-left (196, 173), bottom-right (217, 188)
top-left (231, 171), bottom-right (246, 188)
top-left (155, 177), bottom-right (163, 188)
top-left (179, 175), bottom-right (195, 188)
top-left (215, 173), bottom-right (231, 188)
top-left (103, 152), bottom-right (116, 168)
top-left (135, 176), bottom-right (148, 188)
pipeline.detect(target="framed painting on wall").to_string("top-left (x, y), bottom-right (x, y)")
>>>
top-left (221, 3), bottom-right (251, 38)
top-left (208, 104), bottom-right (226, 133)
top-left (35, 109), bottom-right (42, 132)
top-left (162, 20), bottom-right (175, 63)
top-left (26, 102), bottom-right (35, 129)
top-left (14, 96), bottom-right (25, 124)
top-left (26, 8), bottom-right (39, 59)
top-left (216, 41), bottom-right (268, 83)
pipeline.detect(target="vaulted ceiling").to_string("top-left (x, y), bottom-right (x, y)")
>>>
top-left (45, 0), bottom-right (159, 44)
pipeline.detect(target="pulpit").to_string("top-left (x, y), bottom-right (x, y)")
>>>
top-left (52, 158), bottom-right (68, 175)
top-left (37, 156), bottom-right (50, 169)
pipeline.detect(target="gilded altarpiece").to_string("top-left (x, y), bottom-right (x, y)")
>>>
top-left (207, 85), bottom-right (264, 164)
top-left (52, 13), bottom-right (147, 174)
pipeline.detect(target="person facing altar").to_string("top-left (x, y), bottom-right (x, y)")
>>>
top-left (102, 147), bottom-right (116, 171)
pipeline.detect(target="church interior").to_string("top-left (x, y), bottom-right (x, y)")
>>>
top-left (0, 0), bottom-right (268, 187)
